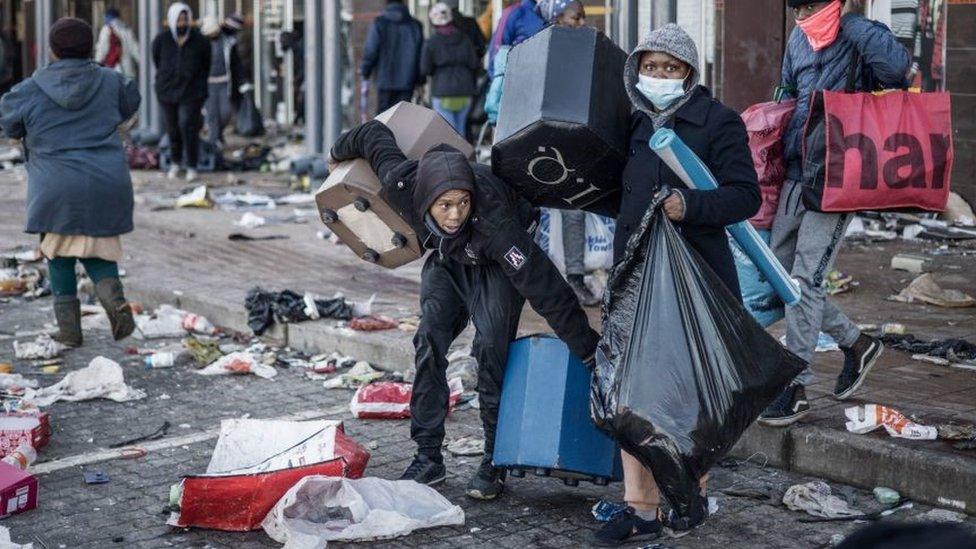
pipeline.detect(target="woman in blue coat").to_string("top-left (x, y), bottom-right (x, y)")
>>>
top-left (0, 18), bottom-right (140, 346)
top-left (588, 24), bottom-right (760, 545)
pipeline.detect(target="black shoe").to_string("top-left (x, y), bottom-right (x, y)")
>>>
top-left (567, 274), bottom-right (600, 307)
top-left (758, 384), bottom-right (809, 427)
top-left (834, 334), bottom-right (883, 400)
top-left (663, 494), bottom-right (709, 532)
top-left (465, 457), bottom-right (506, 500)
top-left (590, 507), bottom-right (662, 547)
top-left (398, 454), bottom-right (446, 486)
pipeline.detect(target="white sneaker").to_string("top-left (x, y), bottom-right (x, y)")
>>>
top-left (185, 169), bottom-right (198, 182)
top-left (166, 165), bottom-right (180, 180)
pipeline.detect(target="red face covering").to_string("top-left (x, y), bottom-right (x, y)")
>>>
top-left (797, 1), bottom-right (842, 51)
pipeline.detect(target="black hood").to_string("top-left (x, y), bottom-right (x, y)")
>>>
top-left (382, 2), bottom-right (411, 23)
top-left (414, 144), bottom-right (476, 223)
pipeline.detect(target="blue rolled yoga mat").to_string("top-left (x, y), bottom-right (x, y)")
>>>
top-left (649, 129), bottom-right (801, 307)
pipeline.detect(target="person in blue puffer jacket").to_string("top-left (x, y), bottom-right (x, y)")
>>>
top-left (759, 0), bottom-right (910, 427)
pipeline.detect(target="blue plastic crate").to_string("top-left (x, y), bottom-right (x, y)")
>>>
top-left (494, 334), bottom-right (623, 486)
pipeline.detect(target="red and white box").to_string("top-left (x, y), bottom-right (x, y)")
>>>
top-left (0, 462), bottom-right (37, 518)
top-left (0, 412), bottom-right (51, 457)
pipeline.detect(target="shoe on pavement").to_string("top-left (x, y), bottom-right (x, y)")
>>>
top-left (465, 457), bottom-right (506, 500)
top-left (166, 165), bottom-right (180, 180)
top-left (94, 278), bottom-right (135, 341)
top-left (663, 494), bottom-right (709, 532)
top-left (567, 274), bottom-right (600, 307)
top-left (834, 334), bottom-right (883, 400)
top-left (590, 507), bottom-right (662, 547)
top-left (398, 454), bottom-right (446, 486)
top-left (185, 168), bottom-right (199, 182)
top-left (758, 384), bottom-right (809, 427)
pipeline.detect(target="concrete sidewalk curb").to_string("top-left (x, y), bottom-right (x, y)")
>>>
top-left (125, 280), bottom-right (976, 515)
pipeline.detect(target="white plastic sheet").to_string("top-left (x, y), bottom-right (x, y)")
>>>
top-left (23, 357), bottom-right (146, 407)
top-left (262, 476), bottom-right (464, 548)
top-left (782, 481), bottom-right (863, 518)
top-left (205, 419), bottom-right (339, 475)
top-left (195, 352), bottom-right (277, 379)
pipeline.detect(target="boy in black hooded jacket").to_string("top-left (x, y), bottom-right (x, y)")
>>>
top-left (331, 120), bottom-right (599, 500)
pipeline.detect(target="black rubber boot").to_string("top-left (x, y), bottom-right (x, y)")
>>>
top-left (53, 295), bottom-right (83, 348)
top-left (94, 278), bottom-right (135, 341)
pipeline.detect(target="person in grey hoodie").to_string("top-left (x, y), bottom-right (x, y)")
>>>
top-left (0, 17), bottom-right (140, 346)
top-left (758, 0), bottom-right (907, 428)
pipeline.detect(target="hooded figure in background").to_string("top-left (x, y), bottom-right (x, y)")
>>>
top-left (202, 14), bottom-right (245, 146)
top-left (330, 120), bottom-right (599, 501)
top-left (95, 8), bottom-right (140, 77)
top-left (585, 24), bottom-right (760, 546)
top-left (0, 17), bottom-right (141, 349)
top-left (361, 0), bottom-right (424, 114)
top-left (152, 2), bottom-right (211, 182)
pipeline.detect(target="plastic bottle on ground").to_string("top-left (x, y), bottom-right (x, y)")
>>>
top-left (1, 442), bottom-right (37, 470)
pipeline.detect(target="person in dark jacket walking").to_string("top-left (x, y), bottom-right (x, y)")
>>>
top-left (443, 0), bottom-right (487, 58)
top-left (330, 120), bottom-right (599, 501)
top-left (420, 3), bottom-right (479, 135)
top-left (152, 3), bottom-right (210, 182)
top-left (586, 24), bottom-right (760, 546)
top-left (0, 17), bottom-right (140, 346)
top-left (362, 0), bottom-right (424, 114)
top-left (758, 0), bottom-right (907, 428)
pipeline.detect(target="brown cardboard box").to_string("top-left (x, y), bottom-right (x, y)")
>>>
top-left (316, 102), bottom-right (474, 269)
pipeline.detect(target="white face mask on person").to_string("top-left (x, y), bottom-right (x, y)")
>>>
top-left (636, 74), bottom-right (687, 111)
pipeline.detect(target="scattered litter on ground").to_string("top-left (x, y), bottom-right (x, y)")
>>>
top-left (214, 191), bottom-right (276, 211)
top-left (174, 185), bottom-right (213, 209)
top-left (446, 350), bottom-right (478, 389)
top-left (447, 435), bottom-right (485, 456)
top-left (109, 421), bottom-right (171, 448)
top-left (881, 333), bottom-right (976, 369)
top-left (890, 273), bottom-right (975, 308)
top-left (234, 212), bottom-right (266, 228)
top-left (873, 487), bottom-right (900, 505)
top-left (183, 337), bottom-right (223, 366)
top-left (890, 253), bottom-right (932, 274)
top-left (398, 316), bottom-right (421, 332)
top-left (936, 423), bottom-right (976, 441)
top-left (144, 349), bottom-right (191, 369)
top-left (23, 357), bottom-right (146, 407)
top-left (135, 306), bottom-right (217, 339)
top-left (0, 266), bottom-right (46, 298)
top-left (13, 335), bottom-right (65, 360)
top-left (350, 378), bottom-right (463, 419)
top-left (824, 270), bottom-right (857, 296)
top-left (83, 471), bottom-right (110, 485)
top-left (323, 362), bottom-right (384, 389)
top-left (844, 404), bottom-right (937, 440)
top-left (916, 508), bottom-right (967, 523)
top-left (0, 374), bottom-right (39, 395)
top-left (227, 233), bottom-right (288, 241)
top-left (349, 315), bottom-right (399, 332)
top-left (782, 481), bottom-right (863, 518)
top-left (195, 352), bottom-right (277, 379)
top-left (0, 365), bottom-right (10, 374)
top-left (262, 476), bottom-right (464, 545)
top-left (0, 442), bottom-right (36, 470)
top-left (245, 287), bottom-right (353, 335)
top-left (169, 419), bottom-right (369, 531)
top-left (881, 323), bottom-right (906, 336)
top-left (0, 525), bottom-right (32, 548)
top-left (592, 500), bottom-right (629, 522)
top-left (303, 352), bottom-right (357, 379)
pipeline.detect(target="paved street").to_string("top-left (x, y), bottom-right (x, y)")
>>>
top-left (0, 297), bottom-right (967, 549)
top-left (1, 167), bottom-right (975, 547)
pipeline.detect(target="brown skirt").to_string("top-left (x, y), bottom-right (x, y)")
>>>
top-left (39, 233), bottom-right (123, 263)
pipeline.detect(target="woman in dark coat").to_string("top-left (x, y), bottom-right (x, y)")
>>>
top-left (420, 2), bottom-right (480, 135)
top-left (588, 23), bottom-right (760, 546)
top-left (0, 18), bottom-right (140, 346)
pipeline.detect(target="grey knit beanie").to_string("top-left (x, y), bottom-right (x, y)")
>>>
top-left (623, 23), bottom-right (701, 119)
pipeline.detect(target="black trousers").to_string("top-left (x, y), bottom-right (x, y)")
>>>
top-left (411, 254), bottom-right (524, 460)
top-left (376, 89), bottom-right (413, 115)
top-left (161, 99), bottom-right (205, 168)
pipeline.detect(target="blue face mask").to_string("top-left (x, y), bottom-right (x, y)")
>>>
top-left (636, 74), bottom-right (687, 111)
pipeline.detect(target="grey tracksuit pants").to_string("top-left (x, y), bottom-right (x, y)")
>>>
top-left (206, 83), bottom-right (233, 145)
top-left (770, 180), bottom-right (861, 384)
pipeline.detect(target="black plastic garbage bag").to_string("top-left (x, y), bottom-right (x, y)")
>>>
top-left (245, 287), bottom-right (354, 336)
top-left (235, 89), bottom-right (265, 138)
top-left (590, 194), bottom-right (805, 520)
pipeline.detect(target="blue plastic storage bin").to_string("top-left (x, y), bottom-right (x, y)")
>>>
top-left (493, 334), bottom-right (623, 486)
